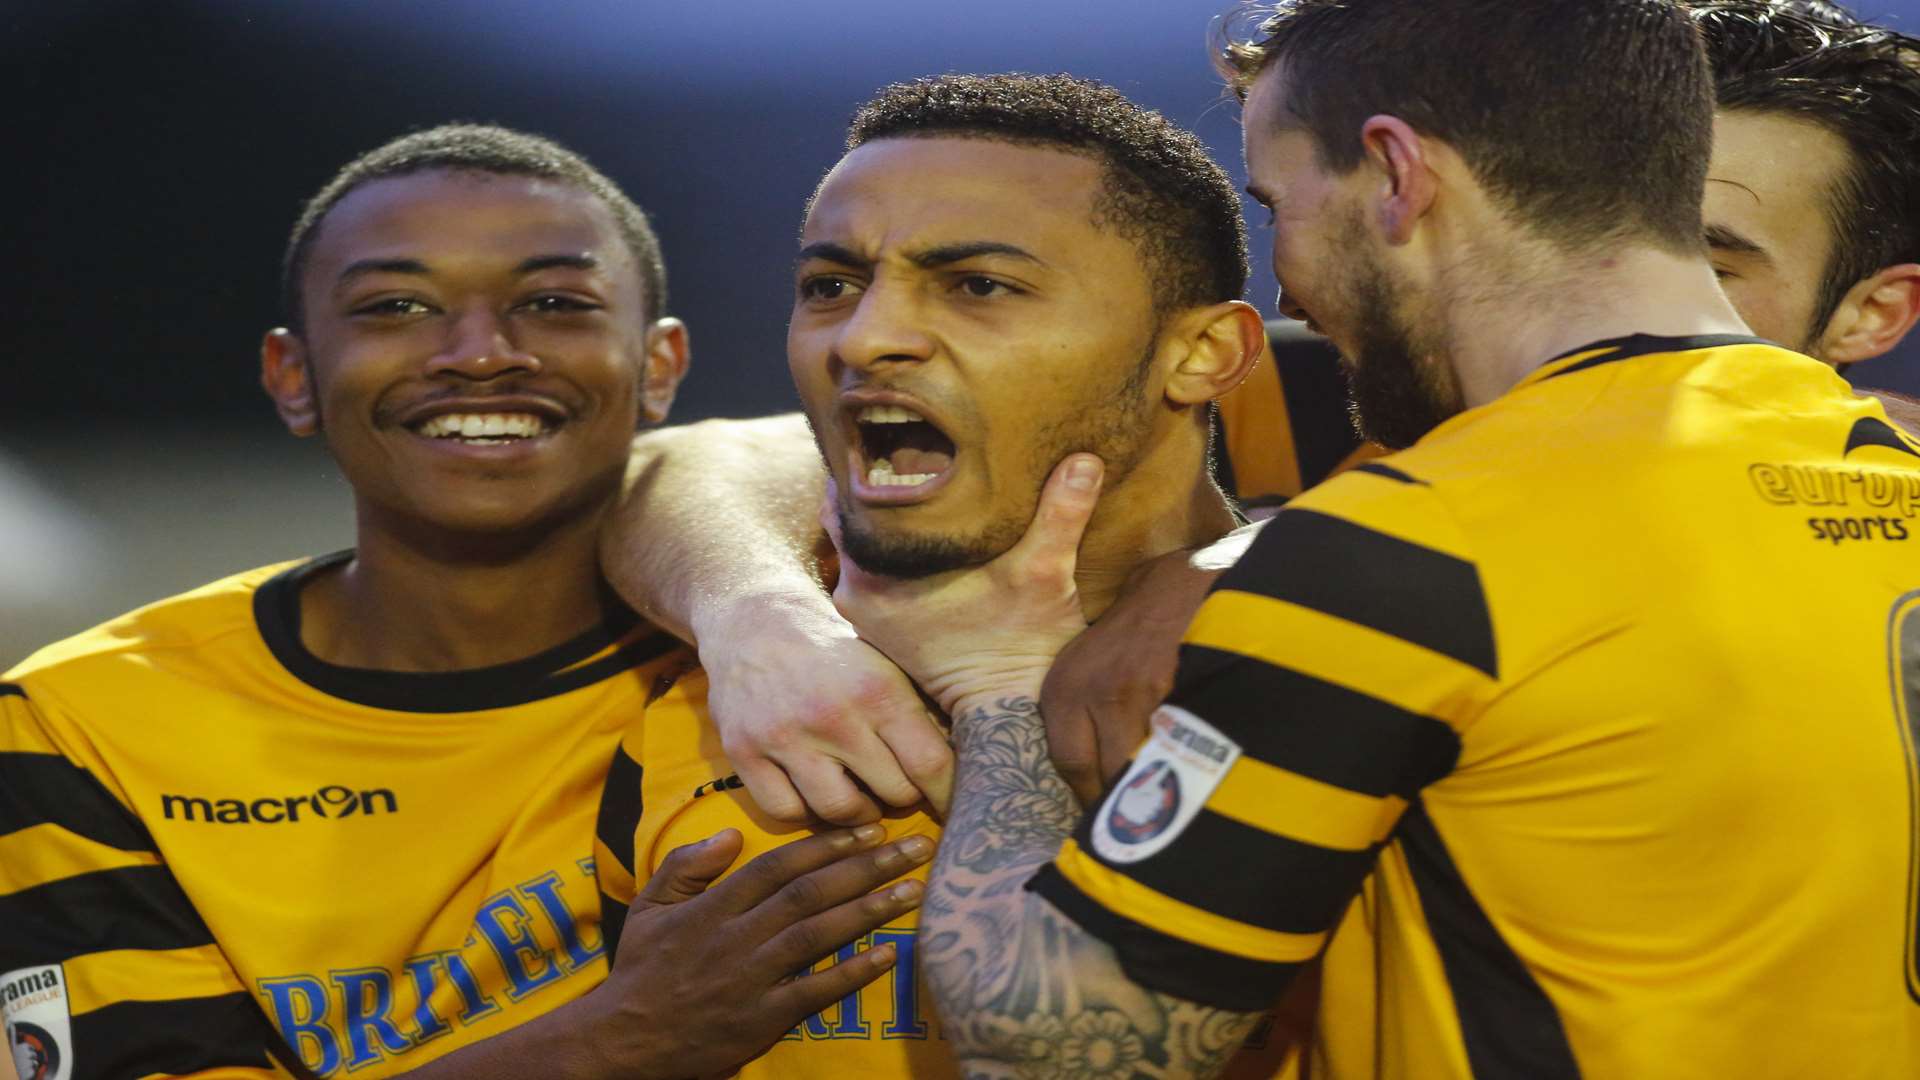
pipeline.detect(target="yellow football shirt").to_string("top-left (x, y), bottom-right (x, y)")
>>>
top-left (1, 551), bottom-right (689, 1078)
top-left (595, 670), bottom-right (1307, 1079)
top-left (1038, 334), bottom-right (1920, 1078)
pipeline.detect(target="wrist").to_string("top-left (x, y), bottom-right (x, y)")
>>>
top-left (691, 581), bottom-right (841, 653)
top-left (568, 980), bottom-right (675, 1080)
top-left (948, 679), bottom-right (1047, 726)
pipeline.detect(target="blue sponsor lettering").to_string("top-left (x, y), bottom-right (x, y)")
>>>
top-left (520, 871), bottom-right (606, 973)
top-left (260, 974), bottom-right (341, 1077)
top-left (331, 967), bottom-right (412, 1070)
top-left (472, 891), bottom-right (565, 1001)
top-left (259, 863), bottom-right (597, 1066)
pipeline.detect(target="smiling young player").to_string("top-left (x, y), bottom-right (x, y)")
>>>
top-left (0, 125), bottom-right (930, 1079)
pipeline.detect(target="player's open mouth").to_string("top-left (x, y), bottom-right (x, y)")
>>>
top-left (407, 411), bottom-right (556, 446)
top-left (849, 403), bottom-right (956, 504)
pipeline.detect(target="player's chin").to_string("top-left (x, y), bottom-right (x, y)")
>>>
top-left (837, 513), bottom-right (993, 580)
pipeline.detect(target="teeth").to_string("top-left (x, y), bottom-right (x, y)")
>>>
top-left (866, 460), bottom-right (936, 487)
top-left (416, 412), bottom-right (549, 440)
top-left (857, 405), bottom-right (925, 424)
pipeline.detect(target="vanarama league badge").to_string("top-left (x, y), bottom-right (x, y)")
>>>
top-left (1105, 759), bottom-right (1181, 844)
top-left (1091, 704), bottom-right (1241, 864)
top-left (3, 965), bottom-right (72, 1080)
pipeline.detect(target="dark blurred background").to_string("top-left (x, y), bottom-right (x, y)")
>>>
top-left (6, 0), bottom-right (1920, 666)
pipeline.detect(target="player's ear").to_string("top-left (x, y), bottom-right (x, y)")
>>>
top-left (639, 317), bottom-right (691, 424)
top-left (1359, 114), bottom-right (1436, 246)
top-left (261, 328), bottom-right (319, 437)
top-left (1162, 301), bottom-right (1267, 408)
top-left (1818, 264), bottom-right (1920, 366)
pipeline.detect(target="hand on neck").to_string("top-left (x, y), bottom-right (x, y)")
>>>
top-left (1071, 439), bottom-right (1239, 622)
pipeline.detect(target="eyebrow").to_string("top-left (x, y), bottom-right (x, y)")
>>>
top-left (1704, 224), bottom-right (1772, 264)
top-left (794, 240), bottom-right (1044, 271)
top-left (515, 253), bottom-right (600, 274)
top-left (335, 257), bottom-right (429, 290)
top-left (333, 252), bottom-right (601, 291)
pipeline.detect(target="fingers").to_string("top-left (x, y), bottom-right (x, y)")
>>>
top-left (752, 838), bottom-right (932, 968)
top-left (1097, 698), bottom-right (1157, 791)
top-left (766, 940), bottom-right (900, 1023)
top-left (833, 729), bottom-right (923, 815)
top-left (786, 754), bottom-right (884, 826)
top-left (710, 824), bottom-right (889, 913)
top-left (874, 709), bottom-right (954, 815)
top-left (1039, 681), bottom-right (1104, 809)
top-left (634, 829), bottom-right (745, 907)
top-left (1006, 454), bottom-right (1104, 586)
top-left (733, 755), bottom-right (810, 824)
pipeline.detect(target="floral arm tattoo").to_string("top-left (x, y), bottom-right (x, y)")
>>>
top-left (922, 695), bottom-right (1262, 1079)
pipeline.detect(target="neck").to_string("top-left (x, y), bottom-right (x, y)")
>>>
top-left (1073, 423), bottom-right (1237, 620)
top-left (1442, 237), bottom-right (1750, 409)
top-left (302, 501), bottom-right (615, 672)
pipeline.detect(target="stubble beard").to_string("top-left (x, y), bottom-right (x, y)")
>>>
top-left (1337, 226), bottom-right (1466, 451)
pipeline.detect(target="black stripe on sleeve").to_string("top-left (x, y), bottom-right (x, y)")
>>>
top-left (1028, 864), bottom-right (1303, 1012)
top-left (595, 744), bottom-right (643, 879)
top-left (0, 866), bottom-right (215, 970)
top-left (0, 683), bottom-right (24, 698)
top-left (70, 992), bottom-right (280, 1080)
top-left (1846, 417), bottom-right (1920, 460)
top-left (1171, 645), bottom-right (1461, 798)
top-left (1084, 805), bottom-right (1379, 936)
top-left (1223, 508), bottom-right (1498, 678)
top-left (1397, 799), bottom-right (1580, 1079)
top-left (0, 751), bottom-right (156, 852)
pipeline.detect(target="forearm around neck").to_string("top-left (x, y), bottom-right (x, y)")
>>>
top-left (601, 414), bottom-right (829, 643)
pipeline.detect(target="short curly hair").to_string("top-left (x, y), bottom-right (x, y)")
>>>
top-left (280, 124), bottom-right (666, 333)
top-left (1693, 0), bottom-right (1920, 330)
top-left (846, 74), bottom-right (1249, 312)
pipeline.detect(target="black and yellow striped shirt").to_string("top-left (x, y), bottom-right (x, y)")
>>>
top-left (1, 553), bottom-right (687, 1078)
top-left (1038, 335), bottom-right (1920, 1078)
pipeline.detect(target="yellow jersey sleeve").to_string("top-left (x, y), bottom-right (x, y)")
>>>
top-left (1034, 470), bottom-right (1488, 1011)
top-left (1, 684), bottom-right (293, 1078)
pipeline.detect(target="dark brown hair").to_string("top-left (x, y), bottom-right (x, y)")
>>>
top-left (1696, 0), bottom-right (1920, 328)
top-left (1216, 0), bottom-right (1716, 255)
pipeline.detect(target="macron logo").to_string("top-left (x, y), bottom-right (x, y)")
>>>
top-left (160, 784), bottom-right (397, 825)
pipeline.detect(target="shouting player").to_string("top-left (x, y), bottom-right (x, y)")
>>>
top-left (830, 0), bottom-right (1920, 1076)
top-left (0, 125), bottom-right (930, 1078)
top-left (591, 74), bottom-right (1311, 1078)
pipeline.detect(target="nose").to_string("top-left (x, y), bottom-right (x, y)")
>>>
top-left (425, 305), bottom-right (541, 380)
top-left (1275, 286), bottom-right (1309, 323)
top-left (831, 279), bottom-right (936, 375)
